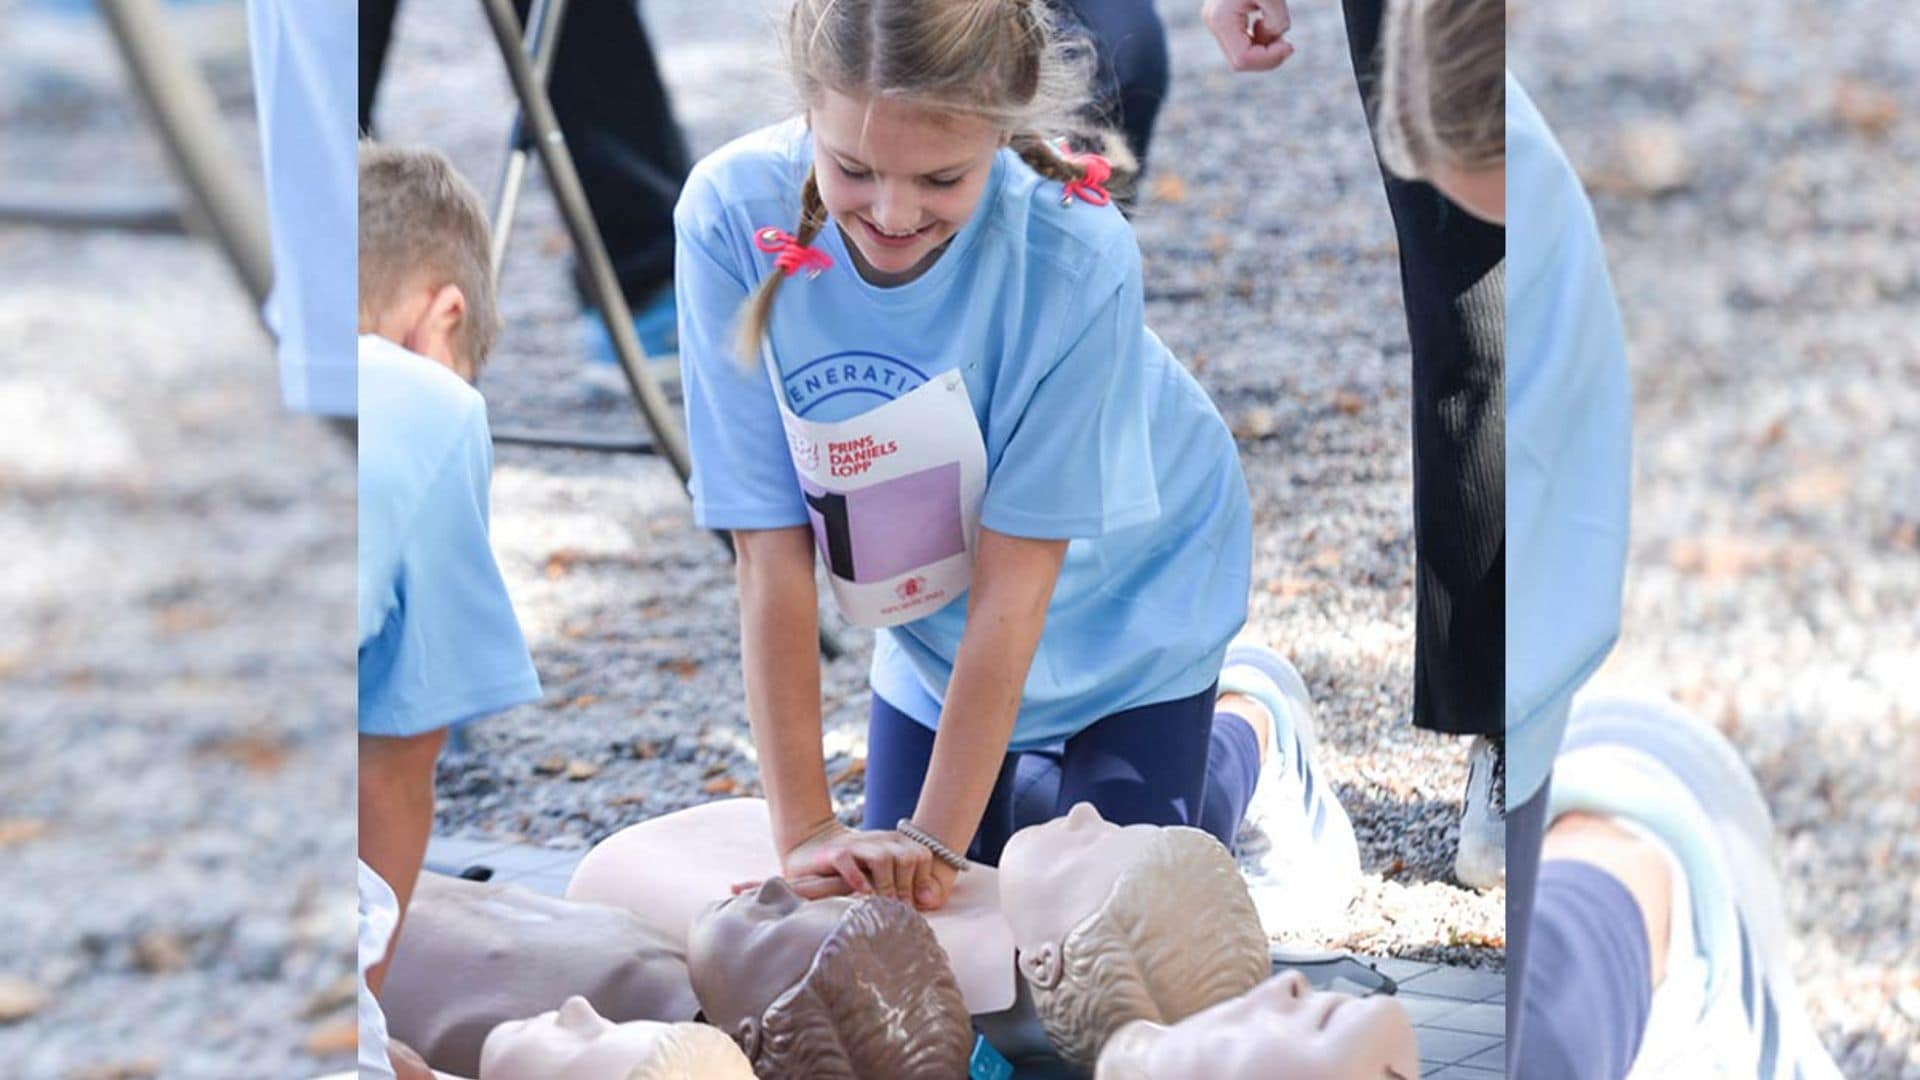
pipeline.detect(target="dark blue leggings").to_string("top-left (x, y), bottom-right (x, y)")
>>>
top-left (861, 684), bottom-right (1261, 866)
top-left (1509, 777), bottom-right (1654, 1078)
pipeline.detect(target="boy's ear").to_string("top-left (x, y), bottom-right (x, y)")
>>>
top-left (424, 282), bottom-right (468, 338)
top-left (419, 282), bottom-right (473, 380)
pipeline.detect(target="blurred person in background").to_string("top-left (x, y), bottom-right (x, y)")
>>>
top-left (1200, 0), bottom-right (1507, 890)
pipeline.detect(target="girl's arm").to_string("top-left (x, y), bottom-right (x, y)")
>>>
top-left (734, 526), bottom-right (940, 903)
top-left (911, 527), bottom-right (1069, 873)
top-left (733, 526), bottom-right (836, 853)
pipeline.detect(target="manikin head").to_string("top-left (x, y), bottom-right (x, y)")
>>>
top-left (479, 996), bottom-right (752, 1080)
top-left (688, 877), bottom-right (972, 1078)
top-left (380, 873), bottom-right (698, 1078)
top-left (358, 142), bottom-right (501, 380)
top-left (998, 803), bottom-right (1271, 1068)
top-left (1096, 970), bottom-right (1420, 1080)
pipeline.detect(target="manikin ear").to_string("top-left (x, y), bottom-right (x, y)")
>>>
top-left (734, 1014), bottom-right (761, 1060)
top-left (1020, 940), bottom-right (1062, 990)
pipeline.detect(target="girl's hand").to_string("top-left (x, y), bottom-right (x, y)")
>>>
top-left (913, 857), bottom-right (962, 913)
top-left (780, 821), bottom-right (940, 906)
top-left (733, 857), bottom-right (959, 912)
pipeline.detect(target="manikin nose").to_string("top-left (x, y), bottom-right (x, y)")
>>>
top-left (755, 876), bottom-right (799, 906)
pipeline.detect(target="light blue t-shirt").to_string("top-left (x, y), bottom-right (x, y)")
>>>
top-left (358, 335), bottom-right (541, 735)
top-left (1507, 74), bottom-right (1634, 805)
top-left (678, 121), bottom-right (1251, 750)
top-left (247, 0), bottom-right (357, 417)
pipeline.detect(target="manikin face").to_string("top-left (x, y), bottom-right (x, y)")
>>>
top-left (809, 90), bottom-right (1004, 285)
top-left (999, 802), bottom-right (1164, 950)
top-left (1110, 971), bottom-right (1420, 1080)
top-left (480, 996), bottom-right (746, 1080)
top-left (687, 877), bottom-right (853, 1033)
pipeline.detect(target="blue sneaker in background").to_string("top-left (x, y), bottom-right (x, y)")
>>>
top-left (578, 285), bottom-right (678, 403)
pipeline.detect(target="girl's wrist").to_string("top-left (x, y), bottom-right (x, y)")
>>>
top-left (777, 808), bottom-right (844, 857)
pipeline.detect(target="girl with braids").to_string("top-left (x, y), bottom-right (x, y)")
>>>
top-left (680, 0), bottom-right (1356, 923)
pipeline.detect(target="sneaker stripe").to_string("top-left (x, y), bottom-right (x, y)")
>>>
top-left (1299, 740), bottom-right (1316, 818)
top-left (1311, 799), bottom-right (1327, 842)
top-left (1739, 919), bottom-right (1757, 1023)
top-left (1758, 991), bottom-right (1780, 1079)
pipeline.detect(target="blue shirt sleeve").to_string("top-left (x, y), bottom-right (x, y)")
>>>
top-left (247, 0), bottom-right (358, 418)
top-left (1504, 74), bottom-right (1632, 804)
top-left (980, 232), bottom-right (1160, 538)
top-left (358, 401), bottom-right (541, 734)
top-left (676, 179), bottom-right (810, 531)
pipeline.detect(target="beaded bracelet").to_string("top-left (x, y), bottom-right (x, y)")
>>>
top-left (896, 818), bottom-right (970, 873)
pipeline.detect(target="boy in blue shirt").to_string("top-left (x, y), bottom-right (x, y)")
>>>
top-left (356, 143), bottom-right (541, 992)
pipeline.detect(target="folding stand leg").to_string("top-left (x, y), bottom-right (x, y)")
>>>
top-left (96, 0), bottom-right (273, 313)
top-left (477, 0), bottom-right (845, 662)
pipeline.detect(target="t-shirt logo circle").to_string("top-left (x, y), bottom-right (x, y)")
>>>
top-left (895, 576), bottom-right (928, 601)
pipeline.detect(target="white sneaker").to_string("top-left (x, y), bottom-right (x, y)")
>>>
top-left (1218, 641), bottom-right (1361, 934)
top-left (1454, 735), bottom-right (1506, 889)
top-left (1550, 694), bottom-right (1844, 1080)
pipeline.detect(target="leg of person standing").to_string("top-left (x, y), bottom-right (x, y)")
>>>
top-left (1339, 0), bottom-right (1507, 886)
top-left (1049, 0), bottom-right (1171, 170)
top-left (531, 0), bottom-right (690, 311)
top-left (358, 1), bottom-right (691, 367)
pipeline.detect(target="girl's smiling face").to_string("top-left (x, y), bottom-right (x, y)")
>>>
top-left (810, 90), bottom-right (1004, 285)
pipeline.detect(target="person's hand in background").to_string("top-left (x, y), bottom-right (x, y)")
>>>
top-left (1202, 0), bottom-right (1297, 71)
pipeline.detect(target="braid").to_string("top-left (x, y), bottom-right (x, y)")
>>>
top-left (1010, 129), bottom-right (1139, 201)
top-left (735, 167), bottom-right (831, 364)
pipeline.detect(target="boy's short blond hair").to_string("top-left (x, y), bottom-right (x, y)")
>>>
top-left (358, 142), bottom-right (501, 371)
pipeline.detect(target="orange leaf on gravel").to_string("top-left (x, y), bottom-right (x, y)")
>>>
top-left (0, 819), bottom-right (49, 849)
top-left (304, 1019), bottom-right (359, 1057)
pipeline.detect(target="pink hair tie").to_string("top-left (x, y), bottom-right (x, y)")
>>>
top-left (1060, 153), bottom-right (1112, 207)
top-left (755, 227), bottom-right (833, 279)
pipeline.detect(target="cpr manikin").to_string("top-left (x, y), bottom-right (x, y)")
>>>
top-left (381, 872), bottom-right (699, 1078)
top-left (688, 877), bottom-right (973, 1078)
top-left (1095, 970), bottom-right (1419, 1080)
top-left (998, 802), bottom-right (1271, 1068)
top-left (566, 797), bottom-right (1018, 1012)
top-left (479, 995), bottom-right (752, 1080)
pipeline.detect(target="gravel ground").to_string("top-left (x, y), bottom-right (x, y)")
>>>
top-left (0, 4), bottom-right (357, 1077)
top-left (1513, 3), bottom-right (1920, 1076)
top-left (376, 0), bottom-right (1501, 969)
